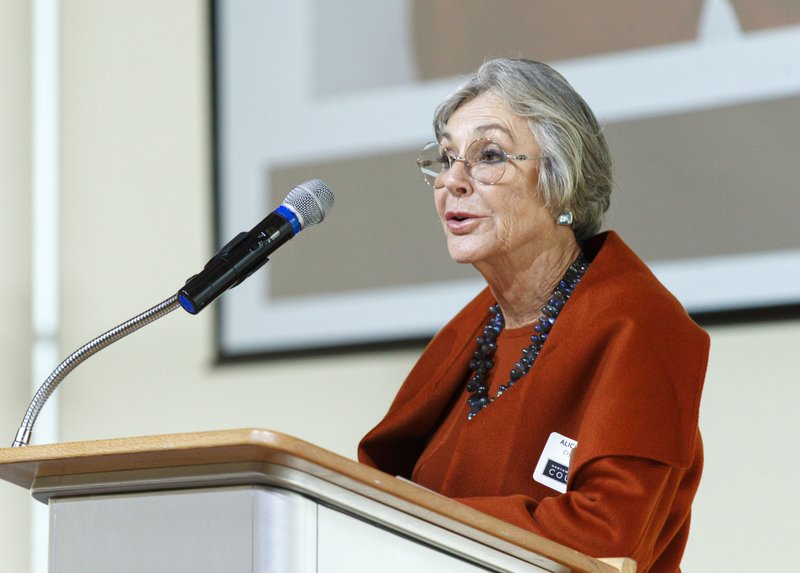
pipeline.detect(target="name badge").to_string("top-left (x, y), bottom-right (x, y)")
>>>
top-left (533, 431), bottom-right (577, 494)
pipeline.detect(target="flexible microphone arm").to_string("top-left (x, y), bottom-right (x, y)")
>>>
top-left (12, 294), bottom-right (181, 447)
top-left (12, 180), bottom-right (334, 448)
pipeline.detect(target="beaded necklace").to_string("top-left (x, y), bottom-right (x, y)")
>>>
top-left (466, 252), bottom-right (590, 420)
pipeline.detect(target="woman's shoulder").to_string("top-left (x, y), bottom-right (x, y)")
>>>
top-left (561, 231), bottom-right (709, 469)
top-left (579, 230), bottom-right (708, 342)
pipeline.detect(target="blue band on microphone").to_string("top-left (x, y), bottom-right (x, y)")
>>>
top-left (275, 205), bottom-right (301, 235)
top-left (178, 292), bottom-right (197, 314)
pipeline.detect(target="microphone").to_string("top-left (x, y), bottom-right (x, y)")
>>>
top-left (178, 179), bottom-right (334, 314)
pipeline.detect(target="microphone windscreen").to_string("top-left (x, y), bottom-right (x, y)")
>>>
top-left (284, 179), bottom-right (334, 229)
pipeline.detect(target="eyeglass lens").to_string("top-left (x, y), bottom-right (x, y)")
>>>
top-left (417, 139), bottom-right (509, 186)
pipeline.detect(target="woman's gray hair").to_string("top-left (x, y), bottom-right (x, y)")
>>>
top-left (433, 58), bottom-right (612, 241)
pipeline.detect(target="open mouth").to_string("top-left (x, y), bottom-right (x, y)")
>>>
top-left (445, 211), bottom-right (480, 233)
top-left (447, 211), bottom-right (474, 222)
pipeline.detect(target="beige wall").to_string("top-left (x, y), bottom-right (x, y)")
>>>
top-left (686, 319), bottom-right (800, 571)
top-left (0, 0), bottom-right (33, 571)
top-left (1, 2), bottom-right (798, 572)
top-left (56, 0), bottom-right (412, 453)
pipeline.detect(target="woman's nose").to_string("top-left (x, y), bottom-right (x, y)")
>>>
top-left (437, 159), bottom-right (473, 195)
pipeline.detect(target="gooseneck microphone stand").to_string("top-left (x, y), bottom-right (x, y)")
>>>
top-left (11, 179), bottom-right (335, 448)
top-left (11, 294), bottom-right (181, 447)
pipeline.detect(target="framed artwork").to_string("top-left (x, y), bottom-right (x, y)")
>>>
top-left (212, 0), bottom-right (800, 358)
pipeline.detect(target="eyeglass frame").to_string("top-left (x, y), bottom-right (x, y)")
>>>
top-left (416, 137), bottom-right (542, 187)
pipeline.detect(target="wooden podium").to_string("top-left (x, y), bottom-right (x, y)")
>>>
top-left (0, 429), bottom-right (634, 572)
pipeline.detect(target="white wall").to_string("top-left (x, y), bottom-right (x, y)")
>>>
top-left (1, 2), bottom-right (798, 572)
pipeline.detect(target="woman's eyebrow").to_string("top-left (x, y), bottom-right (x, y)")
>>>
top-left (474, 123), bottom-right (513, 137)
top-left (440, 123), bottom-right (514, 143)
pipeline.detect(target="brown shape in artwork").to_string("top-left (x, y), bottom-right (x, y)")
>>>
top-left (729, 0), bottom-right (800, 31)
top-left (412, 0), bottom-right (704, 80)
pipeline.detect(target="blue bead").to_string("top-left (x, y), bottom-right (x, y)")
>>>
top-left (542, 305), bottom-right (558, 317)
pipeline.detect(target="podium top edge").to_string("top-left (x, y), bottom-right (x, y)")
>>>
top-left (0, 428), bottom-right (338, 488)
top-left (1, 428), bottom-right (306, 464)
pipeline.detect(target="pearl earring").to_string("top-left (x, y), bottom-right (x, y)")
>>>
top-left (557, 211), bottom-right (574, 226)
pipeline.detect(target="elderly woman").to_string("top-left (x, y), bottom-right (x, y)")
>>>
top-left (359, 59), bottom-right (708, 573)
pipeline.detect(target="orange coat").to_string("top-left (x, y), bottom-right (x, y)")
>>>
top-left (359, 231), bottom-right (709, 573)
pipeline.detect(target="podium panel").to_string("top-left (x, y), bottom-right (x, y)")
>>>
top-left (47, 483), bottom-right (558, 573)
top-left (50, 486), bottom-right (317, 573)
top-left (318, 505), bottom-right (500, 573)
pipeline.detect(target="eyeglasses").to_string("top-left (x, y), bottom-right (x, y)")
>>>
top-left (416, 138), bottom-right (541, 187)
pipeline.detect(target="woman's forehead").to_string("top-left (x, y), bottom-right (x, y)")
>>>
top-left (442, 93), bottom-right (527, 143)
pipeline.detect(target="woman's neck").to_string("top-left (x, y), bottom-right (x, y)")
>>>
top-left (477, 235), bottom-right (581, 329)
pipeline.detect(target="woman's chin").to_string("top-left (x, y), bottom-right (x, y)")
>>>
top-left (445, 234), bottom-right (496, 265)
top-left (446, 245), bottom-right (485, 265)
